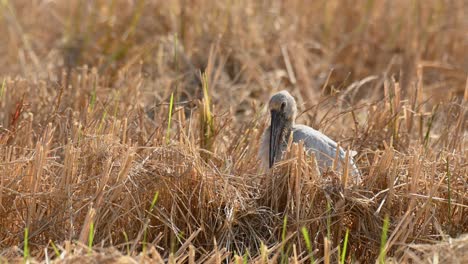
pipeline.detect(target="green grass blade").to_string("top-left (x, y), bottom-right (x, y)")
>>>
top-left (122, 231), bottom-right (130, 255)
top-left (143, 225), bottom-right (148, 254)
top-left (281, 214), bottom-right (288, 243)
top-left (88, 221), bottom-right (94, 255)
top-left (126, 0), bottom-right (145, 38)
top-left (424, 104), bottom-right (439, 149)
top-left (166, 92), bottom-right (174, 144)
top-left (281, 215), bottom-right (288, 263)
top-left (89, 84), bottom-right (97, 112)
top-left (340, 228), bottom-right (350, 264)
top-left (149, 191), bottom-right (159, 212)
top-left (50, 240), bottom-right (60, 257)
top-left (301, 227), bottom-right (314, 264)
top-left (174, 33), bottom-right (178, 72)
top-left (378, 214), bottom-right (390, 264)
top-left (24, 227), bottom-right (29, 261)
top-left (98, 109), bottom-right (108, 133)
top-left (143, 191), bottom-right (159, 253)
top-left (0, 78), bottom-right (5, 98)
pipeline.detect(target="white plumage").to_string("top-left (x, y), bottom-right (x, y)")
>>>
top-left (259, 90), bottom-right (361, 180)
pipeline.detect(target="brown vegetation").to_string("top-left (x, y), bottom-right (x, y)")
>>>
top-left (0, 0), bottom-right (466, 263)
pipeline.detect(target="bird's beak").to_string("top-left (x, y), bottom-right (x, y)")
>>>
top-left (269, 110), bottom-right (285, 168)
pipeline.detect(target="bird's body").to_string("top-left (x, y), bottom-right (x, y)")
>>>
top-left (259, 90), bottom-right (361, 180)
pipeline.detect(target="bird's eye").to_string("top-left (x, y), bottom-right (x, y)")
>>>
top-left (280, 102), bottom-right (286, 110)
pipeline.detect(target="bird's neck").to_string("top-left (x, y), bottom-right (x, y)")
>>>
top-left (282, 120), bottom-right (294, 142)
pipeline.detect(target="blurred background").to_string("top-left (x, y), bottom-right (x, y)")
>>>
top-left (1, 0), bottom-right (466, 109)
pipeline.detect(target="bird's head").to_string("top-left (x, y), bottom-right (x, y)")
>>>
top-left (268, 90), bottom-right (297, 122)
top-left (267, 90), bottom-right (297, 168)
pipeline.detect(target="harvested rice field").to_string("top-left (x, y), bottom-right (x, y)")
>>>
top-left (0, 0), bottom-right (467, 263)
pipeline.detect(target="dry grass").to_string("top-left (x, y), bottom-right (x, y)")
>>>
top-left (0, 0), bottom-right (467, 263)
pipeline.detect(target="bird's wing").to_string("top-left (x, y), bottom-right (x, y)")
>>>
top-left (292, 124), bottom-right (344, 159)
top-left (292, 124), bottom-right (361, 179)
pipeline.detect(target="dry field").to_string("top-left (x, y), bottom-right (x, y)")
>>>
top-left (0, 0), bottom-right (467, 263)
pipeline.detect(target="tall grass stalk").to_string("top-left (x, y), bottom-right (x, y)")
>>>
top-left (446, 160), bottom-right (452, 224)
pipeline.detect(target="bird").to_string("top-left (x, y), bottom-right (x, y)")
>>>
top-left (259, 90), bottom-right (361, 180)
